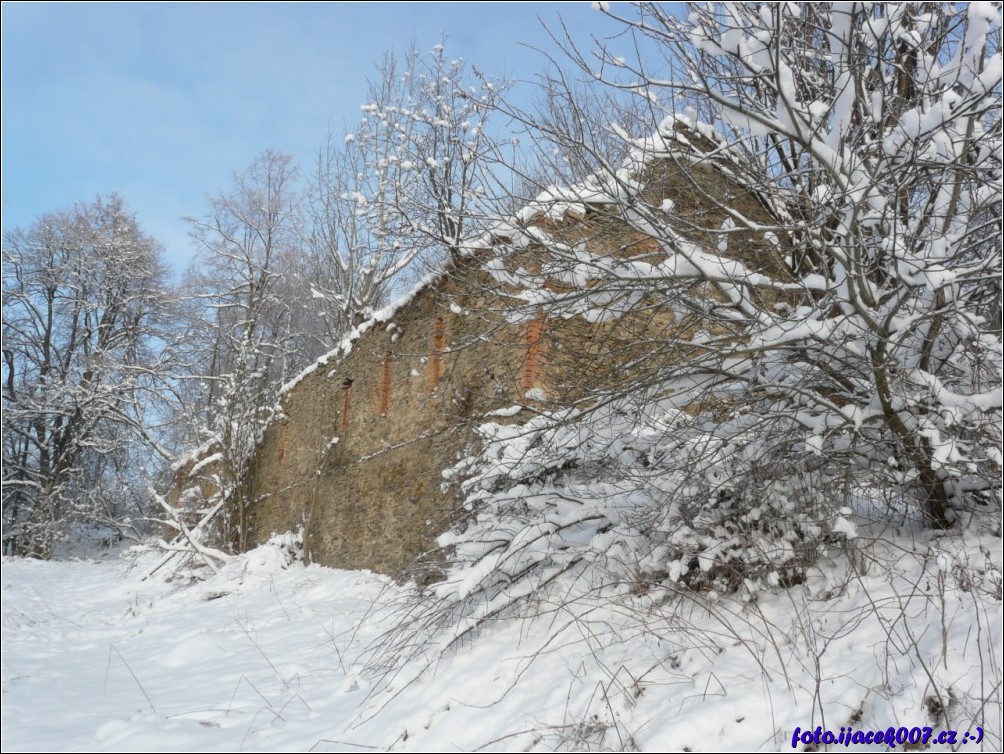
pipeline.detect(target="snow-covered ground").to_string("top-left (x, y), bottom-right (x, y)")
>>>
top-left (3, 529), bottom-right (1001, 752)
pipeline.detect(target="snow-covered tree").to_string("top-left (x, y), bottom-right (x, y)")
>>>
top-left (425, 1), bottom-right (1001, 619)
top-left (599, 1), bottom-right (1001, 525)
top-left (304, 42), bottom-right (506, 340)
top-left (183, 149), bottom-right (308, 552)
top-left (2, 196), bottom-right (174, 557)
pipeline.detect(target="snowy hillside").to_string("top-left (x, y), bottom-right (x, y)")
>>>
top-left (3, 525), bottom-right (1000, 752)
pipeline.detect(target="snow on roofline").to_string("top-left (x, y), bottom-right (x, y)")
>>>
top-left (278, 268), bottom-right (445, 398)
top-left (514, 112), bottom-right (741, 226)
top-left (277, 113), bottom-right (732, 400)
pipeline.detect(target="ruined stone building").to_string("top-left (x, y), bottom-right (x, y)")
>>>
top-left (173, 120), bottom-right (789, 577)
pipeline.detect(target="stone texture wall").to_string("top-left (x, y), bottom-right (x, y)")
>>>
top-left (245, 263), bottom-right (532, 576)
top-left (241, 247), bottom-right (694, 575)
top-left (211, 140), bottom-right (788, 577)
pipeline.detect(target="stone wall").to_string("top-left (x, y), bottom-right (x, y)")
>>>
top-left (245, 263), bottom-right (532, 576)
top-left (181, 136), bottom-right (787, 578)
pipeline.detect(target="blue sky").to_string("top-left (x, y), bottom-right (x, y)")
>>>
top-left (2, 2), bottom-right (641, 272)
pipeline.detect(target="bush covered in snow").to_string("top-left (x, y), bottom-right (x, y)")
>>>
top-left (438, 400), bottom-right (845, 612)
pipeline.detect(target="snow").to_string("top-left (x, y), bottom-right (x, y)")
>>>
top-left (485, 404), bottom-right (524, 418)
top-left (2, 544), bottom-right (397, 752)
top-left (831, 513), bottom-right (858, 539)
top-left (3, 528), bottom-right (1000, 752)
top-left (278, 270), bottom-right (444, 398)
top-left (170, 440), bottom-right (219, 473)
top-left (186, 452), bottom-right (222, 477)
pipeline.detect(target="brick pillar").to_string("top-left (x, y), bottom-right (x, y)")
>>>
top-left (377, 350), bottom-right (392, 416)
top-left (340, 378), bottom-right (353, 433)
top-left (521, 310), bottom-right (547, 399)
top-left (428, 317), bottom-right (446, 392)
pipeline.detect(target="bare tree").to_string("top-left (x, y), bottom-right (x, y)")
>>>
top-left (304, 42), bottom-right (507, 341)
top-left (2, 195), bottom-right (174, 557)
top-left (183, 149), bottom-right (308, 552)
